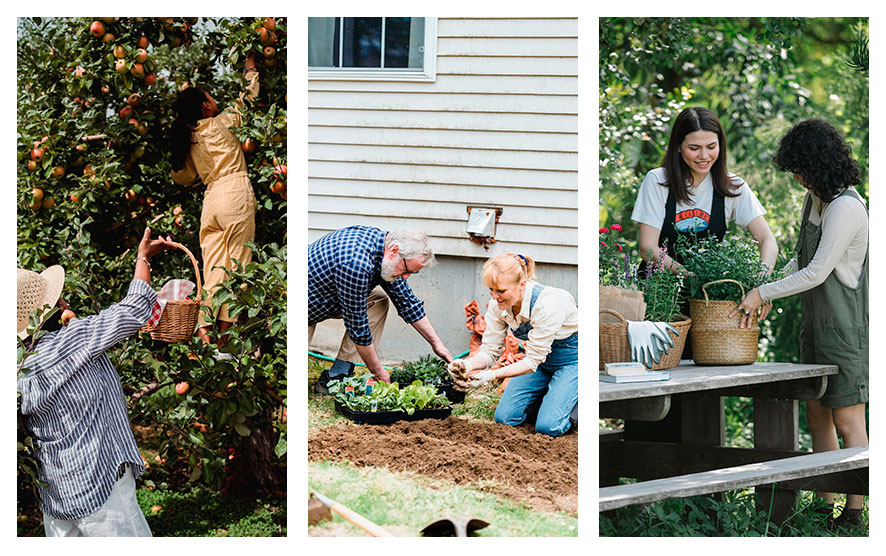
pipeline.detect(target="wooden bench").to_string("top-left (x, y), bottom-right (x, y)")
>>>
top-left (599, 446), bottom-right (869, 512)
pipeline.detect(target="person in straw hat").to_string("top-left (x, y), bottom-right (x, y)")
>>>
top-left (17, 228), bottom-right (174, 537)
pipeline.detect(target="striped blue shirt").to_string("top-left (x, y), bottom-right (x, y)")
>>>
top-left (17, 279), bottom-right (156, 520)
top-left (308, 226), bottom-right (426, 345)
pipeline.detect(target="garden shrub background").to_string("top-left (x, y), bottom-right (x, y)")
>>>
top-left (16, 17), bottom-right (287, 531)
top-left (599, 18), bottom-right (869, 535)
top-left (600, 17), bottom-right (868, 364)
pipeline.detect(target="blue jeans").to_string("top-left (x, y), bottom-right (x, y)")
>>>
top-left (494, 334), bottom-right (578, 437)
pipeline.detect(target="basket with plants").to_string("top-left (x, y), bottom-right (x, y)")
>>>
top-left (599, 224), bottom-right (689, 370)
top-left (676, 233), bottom-right (782, 365)
top-left (328, 374), bottom-right (452, 424)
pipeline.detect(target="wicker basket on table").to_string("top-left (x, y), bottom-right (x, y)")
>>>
top-left (599, 309), bottom-right (691, 371)
top-left (139, 242), bottom-right (202, 343)
top-left (689, 278), bottom-right (759, 365)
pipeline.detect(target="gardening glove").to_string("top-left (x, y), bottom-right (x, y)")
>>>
top-left (447, 359), bottom-right (471, 382)
top-left (468, 369), bottom-right (497, 389)
top-left (650, 322), bottom-right (678, 354)
top-left (627, 321), bottom-right (666, 369)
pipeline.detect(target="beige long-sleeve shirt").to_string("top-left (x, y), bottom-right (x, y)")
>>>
top-left (171, 71), bottom-right (260, 186)
top-left (758, 189), bottom-right (867, 302)
top-left (477, 281), bottom-right (579, 372)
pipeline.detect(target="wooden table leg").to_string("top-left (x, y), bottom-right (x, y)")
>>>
top-left (680, 394), bottom-right (724, 516)
top-left (754, 398), bottom-right (799, 524)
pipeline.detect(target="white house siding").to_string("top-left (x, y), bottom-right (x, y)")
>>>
top-left (308, 17), bottom-right (578, 362)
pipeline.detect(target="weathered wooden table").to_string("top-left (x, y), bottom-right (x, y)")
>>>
top-left (599, 361), bottom-right (868, 522)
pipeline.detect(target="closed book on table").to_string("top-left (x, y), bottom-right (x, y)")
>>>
top-left (599, 371), bottom-right (671, 383)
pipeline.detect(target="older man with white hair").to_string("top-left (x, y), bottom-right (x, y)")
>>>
top-left (309, 225), bottom-right (453, 390)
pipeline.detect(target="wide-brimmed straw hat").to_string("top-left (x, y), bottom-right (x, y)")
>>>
top-left (17, 265), bottom-right (65, 340)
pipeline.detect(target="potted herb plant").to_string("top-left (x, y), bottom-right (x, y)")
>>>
top-left (389, 355), bottom-right (465, 403)
top-left (637, 248), bottom-right (691, 370)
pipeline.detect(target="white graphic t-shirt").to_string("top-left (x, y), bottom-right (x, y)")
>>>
top-left (631, 168), bottom-right (766, 233)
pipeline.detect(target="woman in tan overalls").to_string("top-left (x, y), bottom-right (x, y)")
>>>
top-left (734, 119), bottom-right (868, 532)
top-left (170, 53), bottom-right (260, 347)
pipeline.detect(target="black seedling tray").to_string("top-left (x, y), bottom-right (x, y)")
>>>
top-left (335, 401), bottom-right (452, 425)
top-left (437, 383), bottom-right (466, 404)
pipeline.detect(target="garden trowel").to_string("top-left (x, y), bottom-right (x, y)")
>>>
top-left (420, 517), bottom-right (490, 537)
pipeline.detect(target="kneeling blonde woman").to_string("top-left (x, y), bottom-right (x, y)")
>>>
top-left (449, 253), bottom-right (578, 437)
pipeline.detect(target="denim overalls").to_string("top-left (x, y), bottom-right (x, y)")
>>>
top-left (494, 283), bottom-right (578, 437)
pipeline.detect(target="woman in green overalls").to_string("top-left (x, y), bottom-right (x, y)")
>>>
top-left (734, 119), bottom-right (869, 531)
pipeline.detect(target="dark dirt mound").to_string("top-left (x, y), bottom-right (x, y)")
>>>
top-left (308, 417), bottom-right (578, 514)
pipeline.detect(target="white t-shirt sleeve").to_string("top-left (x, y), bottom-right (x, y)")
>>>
top-left (726, 176), bottom-right (766, 228)
top-left (631, 168), bottom-right (670, 230)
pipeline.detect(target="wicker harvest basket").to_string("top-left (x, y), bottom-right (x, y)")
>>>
top-left (599, 309), bottom-right (631, 371)
top-left (139, 242), bottom-right (202, 343)
top-left (689, 279), bottom-right (759, 365)
top-left (599, 309), bottom-right (692, 371)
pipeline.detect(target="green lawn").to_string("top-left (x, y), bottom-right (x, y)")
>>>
top-left (308, 356), bottom-right (577, 537)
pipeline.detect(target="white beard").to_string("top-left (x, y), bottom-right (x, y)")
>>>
top-left (380, 257), bottom-right (400, 282)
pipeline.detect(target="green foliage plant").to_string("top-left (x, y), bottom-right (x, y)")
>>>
top-left (328, 375), bottom-right (450, 415)
top-left (676, 232), bottom-right (783, 302)
top-left (388, 355), bottom-right (449, 386)
top-left (639, 247), bottom-right (685, 322)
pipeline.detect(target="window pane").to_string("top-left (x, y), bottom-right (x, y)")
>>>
top-left (384, 17), bottom-right (411, 68)
top-left (343, 17), bottom-right (381, 68)
top-left (308, 17), bottom-right (338, 67)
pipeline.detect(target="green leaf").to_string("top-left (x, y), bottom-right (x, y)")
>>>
top-left (234, 423), bottom-right (251, 436)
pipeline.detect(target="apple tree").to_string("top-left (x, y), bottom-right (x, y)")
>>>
top-left (17, 16), bottom-right (287, 518)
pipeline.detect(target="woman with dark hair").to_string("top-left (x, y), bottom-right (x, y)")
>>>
top-left (170, 53), bottom-right (259, 347)
top-left (632, 107), bottom-right (778, 279)
top-left (733, 119), bottom-right (868, 531)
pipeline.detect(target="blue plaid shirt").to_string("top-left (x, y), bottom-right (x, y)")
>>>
top-left (309, 226), bottom-right (426, 345)
top-left (17, 279), bottom-right (156, 520)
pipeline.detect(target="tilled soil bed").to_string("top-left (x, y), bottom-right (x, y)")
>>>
top-left (308, 417), bottom-right (578, 514)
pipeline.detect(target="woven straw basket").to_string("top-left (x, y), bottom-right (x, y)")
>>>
top-left (689, 279), bottom-right (759, 365)
top-left (599, 309), bottom-right (692, 371)
top-left (139, 242), bottom-right (202, 343)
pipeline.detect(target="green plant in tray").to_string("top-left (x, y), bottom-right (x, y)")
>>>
top-left (328, 375), bottom-right (450, 415)
top-left (389, 355), bottom-right (449, 386)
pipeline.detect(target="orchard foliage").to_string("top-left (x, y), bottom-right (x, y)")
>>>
top-left (17, 16), bottom-right (287, 513)
top-left (599, 17), bottom-right (868, 362)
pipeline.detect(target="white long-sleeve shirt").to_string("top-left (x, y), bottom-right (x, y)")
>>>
top-left (758, 189), bottom-right (867, 302)
top-left (476, 281), bottom-right (578, 372)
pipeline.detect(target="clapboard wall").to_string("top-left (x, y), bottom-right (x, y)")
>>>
top-left (308, 17), bottom-right (578, 361)
top-left (308, 17), bottom-right (578, 265)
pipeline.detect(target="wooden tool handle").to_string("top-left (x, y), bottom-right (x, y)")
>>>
top-left (311, 490), bottom-right (394, 537)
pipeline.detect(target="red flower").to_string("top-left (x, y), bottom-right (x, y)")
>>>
top-left (616, 243), bottom-right (623, 251)
top-left (600, 241), bottom-right (608, 247)
top-left (610, 224), bottom-right (623, 232)
top-left (599, 228), bottom-right (610, 234)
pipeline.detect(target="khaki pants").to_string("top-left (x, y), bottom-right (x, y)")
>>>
top-left (309, 286), bottom-right (390, 364)
top-left (200, 173), bottom-right (257, 325)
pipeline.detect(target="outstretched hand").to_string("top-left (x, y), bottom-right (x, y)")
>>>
top-left (137, 228), bottom-right (176, 260)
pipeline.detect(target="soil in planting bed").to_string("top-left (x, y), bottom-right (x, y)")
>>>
top-left (308, 417), bottom-right (578, 514)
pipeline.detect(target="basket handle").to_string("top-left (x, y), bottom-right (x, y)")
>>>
top-left (167, 241), bottom-right (202, 302)
top-left (700, 279), bottom-right (745, 307)
top-left (599, 308), bottom-right (628, 324)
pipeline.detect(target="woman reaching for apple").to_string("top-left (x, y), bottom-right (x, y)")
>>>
top-left (447, 253), bottom-right (578, 437)
top-left (17, 228), bottom-right (175, 536)
top-left (169, 52), bottom-right (260, 348)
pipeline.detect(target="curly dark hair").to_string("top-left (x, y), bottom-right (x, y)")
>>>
top-left (773, 119), bottom-right (861, 202)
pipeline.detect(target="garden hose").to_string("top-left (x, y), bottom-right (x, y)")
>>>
top-left (308, 350), bottom-right (471, 370)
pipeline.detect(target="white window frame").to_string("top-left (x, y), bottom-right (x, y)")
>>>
top-left (308, 17), bottom-right (437, 82)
